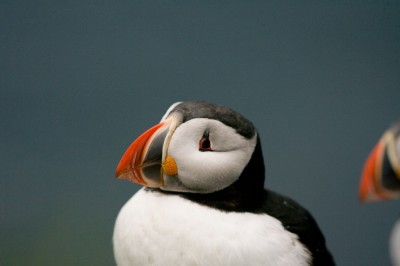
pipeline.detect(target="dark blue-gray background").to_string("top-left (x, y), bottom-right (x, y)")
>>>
top-left (1, 1), bottom-right (399, 265)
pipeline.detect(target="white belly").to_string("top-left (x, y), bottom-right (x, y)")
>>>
top-left (113, 188), bottom-right (311, 266)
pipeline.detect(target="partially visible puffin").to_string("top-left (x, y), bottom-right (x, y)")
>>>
top-left (359, 121), bottom-right (400, 266)
top-left (113, 101), bottom-right (334, 266)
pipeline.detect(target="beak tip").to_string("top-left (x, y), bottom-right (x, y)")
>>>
top-left (115, 166), bottom-right (128, 179)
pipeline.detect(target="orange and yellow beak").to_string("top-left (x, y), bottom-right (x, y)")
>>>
top-left (115, 117), bottom-right (179, 187)
top-left (359, 123), bottom-right (400, 202)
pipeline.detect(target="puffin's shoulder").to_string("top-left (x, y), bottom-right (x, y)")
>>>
top-left (260, 189), bottom-right (335, 266)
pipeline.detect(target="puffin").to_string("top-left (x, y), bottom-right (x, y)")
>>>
top-left (113, 101), bottom-right (334, 266)
top-left (359, 121), bottom-right (400, 265)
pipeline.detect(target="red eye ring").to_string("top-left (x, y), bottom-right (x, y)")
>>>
top-left (199, 130), bottom-right (212, 151)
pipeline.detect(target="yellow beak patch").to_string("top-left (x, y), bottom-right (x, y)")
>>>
top-left (162, 156), bottom-right (178, 176)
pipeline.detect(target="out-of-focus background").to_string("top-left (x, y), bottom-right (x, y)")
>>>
top-left (1, 1), bottom-right (399, 265)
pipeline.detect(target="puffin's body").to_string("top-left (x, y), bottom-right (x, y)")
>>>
top-left (359, 121), bottom-right (400, 266)
top-left (113, 101), bottom-right (334, 266)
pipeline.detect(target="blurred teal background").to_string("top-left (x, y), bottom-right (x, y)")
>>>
top-left (1, 1), bottom-right (399, 265)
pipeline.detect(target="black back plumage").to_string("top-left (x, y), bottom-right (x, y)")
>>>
top-left (260, 190), bottom-right (335, 265)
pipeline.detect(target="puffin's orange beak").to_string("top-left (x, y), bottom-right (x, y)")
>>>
top-left (115, 117), bottom-right (179, 187)
top-left (359, 140), bottom-right (387, 201)
top-left (359, 123), bottom-right (400, 202)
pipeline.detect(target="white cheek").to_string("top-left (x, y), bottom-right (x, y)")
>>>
top-left (182, 150), bottom-right (252, 191)
top-left (167, 119), bottom-right (256, 193)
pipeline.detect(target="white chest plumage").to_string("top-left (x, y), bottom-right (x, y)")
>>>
top-left (113, 189), bottom-right (311, 266)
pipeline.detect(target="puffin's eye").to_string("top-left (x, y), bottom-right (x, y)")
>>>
top-left (199, 130), bottom-right (212, 151)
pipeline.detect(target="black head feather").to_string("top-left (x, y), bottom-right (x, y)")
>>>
top-left (170, 101), bottom-right (256, 139)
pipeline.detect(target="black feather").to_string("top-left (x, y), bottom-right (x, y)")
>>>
top-left (170, 101), bottom-right (256, 139)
